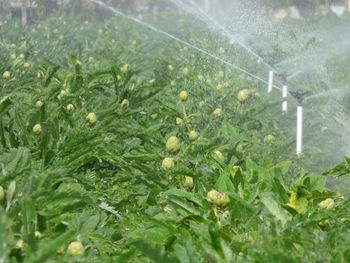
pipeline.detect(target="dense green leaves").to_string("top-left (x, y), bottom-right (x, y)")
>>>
top-left (324, 157), bottom-right (350, 177)
top-left (0, 10), bottom-right (349, 263)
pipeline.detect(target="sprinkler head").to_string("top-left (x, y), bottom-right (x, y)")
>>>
top-left (290, 89), bottom-right (310, 105)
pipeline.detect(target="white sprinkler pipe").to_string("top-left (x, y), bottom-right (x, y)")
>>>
top-left (282, 85), bottom-right (288, 112)
top-left (268, 71), bottom-right (274, 93)
top-left (296, 106), bottom-right (303, 156)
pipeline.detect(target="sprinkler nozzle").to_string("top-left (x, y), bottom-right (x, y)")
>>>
top-left (290, 89), bottom-right (310, 105)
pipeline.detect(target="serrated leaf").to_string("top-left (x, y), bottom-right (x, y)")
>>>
top-left (0, 148), bottom-right (31, 179)
top-left (0, 96), bottom-right (12, 116)
top-left (99, 202), bottom-right (121, 219)
top-left (215, 173), bottom-right (235, 192)
top-left (167, 196), bottom-right (202, 216)
top-left (261, 192), bottom-right (291, 226)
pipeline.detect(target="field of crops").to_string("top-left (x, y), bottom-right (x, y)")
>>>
top-left (1, 7), bottom-right (350, 263)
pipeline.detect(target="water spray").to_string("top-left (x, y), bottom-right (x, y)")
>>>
top-left (290, 90), bottom-right (310, 156)
top-left (171, 0), bottom-right (282, 78)
top-left (85, 0), bottom-right (347, 162)
top-left (89, 0), bottom-right (282, 90)
top-left (306, 86), bottom-right (349, 101)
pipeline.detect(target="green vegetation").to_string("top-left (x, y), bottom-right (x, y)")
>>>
top-left (0, 11), bottom-right (350, 263)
